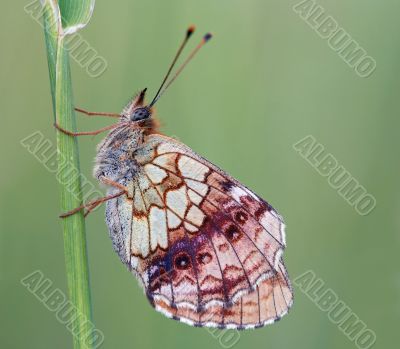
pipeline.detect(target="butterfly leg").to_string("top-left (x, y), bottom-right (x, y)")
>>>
top-left (99, 176), bottom-right (129, 193)
top-left (59, 175), bottom-right (128, 217)
top-left (54, 122), bottom-right (120, 137)
top-left (60, 190), bottom-right (126, 218)
top-left (74, 107), bottom-right (120, 118)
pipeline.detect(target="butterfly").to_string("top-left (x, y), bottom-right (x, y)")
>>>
top-left (57, 26), bottom-right (293, 329)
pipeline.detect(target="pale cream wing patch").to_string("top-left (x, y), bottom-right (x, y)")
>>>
top-left (126, 151), bottom-right (211, 259)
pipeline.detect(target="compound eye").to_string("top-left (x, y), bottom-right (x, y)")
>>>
top-left (131, 107), bottom-right (150, 121)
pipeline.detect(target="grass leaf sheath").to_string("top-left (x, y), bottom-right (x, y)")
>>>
top-left (42, 1), bottom-right (97, 348)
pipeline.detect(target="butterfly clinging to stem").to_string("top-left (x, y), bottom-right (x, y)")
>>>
top-left (56, 26), bottom-right (293, 329)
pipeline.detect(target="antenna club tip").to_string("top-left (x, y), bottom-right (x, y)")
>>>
top-left (203, 33), bottom-right (213, 42)
top-left (187, 25), bottom-right (196, 37)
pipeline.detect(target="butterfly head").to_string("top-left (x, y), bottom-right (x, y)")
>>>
top-left (125, 88), bottom-right (153, 122)
top-left (131, 106), bottom-right (151, 121)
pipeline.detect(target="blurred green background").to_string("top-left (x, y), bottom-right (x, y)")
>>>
top-left (1, 0), bottom-right (399, 348)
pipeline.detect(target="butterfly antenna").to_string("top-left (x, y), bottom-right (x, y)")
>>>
top-left (149, 32), bottom-right (213, 107)
top-left (149, 25), bottom-right (195, 107)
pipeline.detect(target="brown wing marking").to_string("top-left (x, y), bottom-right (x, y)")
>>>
top-left (153, 258), bottom-right (293, 328)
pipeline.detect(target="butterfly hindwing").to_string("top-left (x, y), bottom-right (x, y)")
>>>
top-left (105, 134), bottom-right (292, 328)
